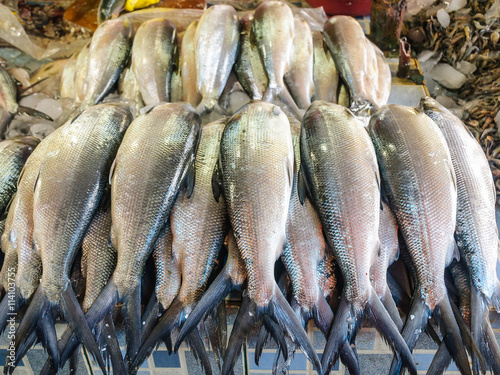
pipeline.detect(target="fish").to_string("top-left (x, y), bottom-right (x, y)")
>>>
top-left (53, 102), bottom-right (200, 373)
top-left (370, 202), bottom-right (403, 329)
top-left (60, 52), bottom-right (78, 99)
top-left (252, 1), bottom-right (302, 119)
top-left (311, 30), bottom-right (339, 103)
top-left (181, 21), bottom-right (201, 107)
top-left (234, 14), bottom-right (268, 101)
top-left (298, 101), bottom-right (416, 374)
top-left (170, 54), bottom-right (183, 103)
top-left (284, 17), bottom-right (314, 109)
top-left (194, 5), bottom-right (239, 115)
top-left (133, 120), bottom-right (228, 372)
top-left (208, 101), bottom-right (321, 374)
top-left (8, 103), bottom-right (133, 374)
top-left (0, 67), bottom-right (51, 138)
top-left (368, 104), bottom-right (471, 375)
top-left (98, 0), bottom-right (125, 24)
top-left (131, 18), bottom-right (177, 106)
top-left (420, 97), bottom-right (500, 373)
top-left (80, 19), bottom-right (133, 109)
top-left (323, 16), bottom-right (391, 114)
top-left (0, 137), bottom-right (40, 215)
top-left (74, 44), bottom-right (90, 105)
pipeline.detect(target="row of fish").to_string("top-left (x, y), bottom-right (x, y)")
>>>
top-left (0, 94), bottom-right (498, 375)
top-left (52, 1), bottom-right (391, 124)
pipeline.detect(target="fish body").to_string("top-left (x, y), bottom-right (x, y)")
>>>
top-left (171, 120), bottom-right (227, 310)
top-left (235, 14), bottom-right (268, 100)
top-left (81, 19), bottom-right (132, 108)
top-left (284, 17), bottom-right (314, 109)
top-left (420, 98), bottom-right (498, 300)
top-left (300, 102), bottom-right (415, 374)
top-left (311, 31), bottom-right (339, 103)
top-left (33, 104), bottom-right (132, 304)
top-left (81, 203), bottom-right (116, 312)
top-left (118, 67), bottom-right (144, 114)
top-left (194, 5), bottom-right (239, 114)
top-left (131, 18), bottom-right (177, 105)
top-left (181, 21), bottom-right (201, 106)
top-left (323, 16), bottom-right (390, 111)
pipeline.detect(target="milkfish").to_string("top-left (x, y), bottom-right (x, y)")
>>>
top-left (133, 120), bottom-right (228, 373)
top-left (8, 103), bottom-right (133, 374)
top-left (368, 104), bottom-right (472, 375)
top-left (181, 21), bottom-right (201, 107)
top-left (252, 1), bottom-right (302, 119)
top-left (74, 43), bottom-right (90, 105)
top-left (194, 5), bottom-right (239, 115)
top-left (299, 101), bottom-right (416, 374)
top-left (421, 97), bottom-right (500, 374)
top-left (131, 18), bottom-right (177, 106)
top-left (60, 52), bottom-right (77, 99)
top-left (51, 102), bottom-right (201, 373)
top-left (208, 101), bottom-right (321, 374)
top-left (80, 19), bottom-right (132, 109)
top-left (323, 16), bottom-right (391, 115)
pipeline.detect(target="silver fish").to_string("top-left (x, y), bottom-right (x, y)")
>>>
top-left (81, 19), bottom-right (132, 108)
top-left (420, 97), bottom-right (500, 373)
top-left (181, 21), bottom-right (201, 107)
top-left (252, 1), bottom-right (302, 119)
top-left (212, 101), bottom-right (321, 374)
top-left (131, 18), bottom-right (177, 105)
top-left (0, 66), bottom-right (18, 136)
top-left (195, 5), bottom-right (239, 114)
top-left (235, 14), bottom-right (268, 101)
top-left (118, 67), bottom-right (143, 115)
top-left (368, 104), bottom-right (471, 375)
top-left (74, 44), bottom-right (90, 105)
top-left (60, 52), bottom-right (77, 99)
top-left (284, 17), bottom-right (314, 109)
top-left (311, 31), bottom-right (339, 103)
top-left (323, 16), bottom-right (391, 113)
top-left (299, 101), bottom-right (415, 374)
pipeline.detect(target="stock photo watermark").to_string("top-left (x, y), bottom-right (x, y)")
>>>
top-left (5, 267), bottom-right (17, 368)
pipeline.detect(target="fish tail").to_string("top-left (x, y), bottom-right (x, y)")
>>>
top-left (221, 293), bottom-right (256, 375)
top-left (140, 293), bottom-right (161, 345)
top-left (206, 300), bottom-right (227, 367)
top-left (492, 279), bottom-right (500, 313)
top-left (438, 293), bottom-right (472, 375)
top-left (6, 328), bottom-right (37, 374)
top-left (366, 287), bottom-right (417, 375)
top-left (68, 344), bottom-right (81, 374)
top-left (175, 270), bottom-right (235, 352)
top-left (0, 287), bottom-right (22, 334)
top-left (187, 328), bottom-right (213, 375)
top-left (254, 324), bottom-right (270, 365)
top-left (132, 296), bottom-right (183, 372)
top-left (470, 285), bottom-right (491, 374)
top-left (61, 283), bottom-right (107, 374)
top-left (102, 312), bottom-right (127, 374)
top-left (267, 285), bottom-right (322, 375)
top-left (386, 272), bottom-right (411, 308)
top-left (388, 290), bottom-right (429, 375)
top-left (380, 287), bottom-right (404, 331)
top-left (483, 314), bottom-right (500, 373)
top-left (124, 285), bottom-right (141, 370)
top-left (263, 84), bottom-right (303, 120)
top-left (39, 307), bottom-right (60, 370)
top-left (312, 293), bottom-right (334, 335)
top-left (427, 342), bottom-right (453, 375)
top-left (340, 341), bottom-right (361, 375)
top-left (321, 293), bottom-right (356, 373)
top-left (263, 315), bottom-right (288, 360)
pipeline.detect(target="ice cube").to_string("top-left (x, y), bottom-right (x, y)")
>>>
top-left (229, 91), bottom-right (251, 115)
top-left (36, 98), bottom-right (63, 120)
top-left (430, 63), bottom-right (467, 89)
top-left (30, 123), bottom-right (55, 139)
top-left (436, 9), bottom-right (450, 28)
top-left (456, 61), bottom-right (476, 75)
top-left (19, 93), bottom-right (49, 109)
top-left (446, 0), bottom-right (467, 12)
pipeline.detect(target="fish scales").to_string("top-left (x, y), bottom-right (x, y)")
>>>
top-left (369, 105), bottom-right (457, 310)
